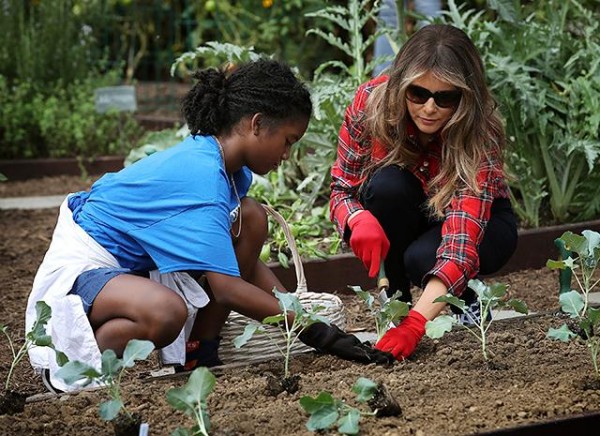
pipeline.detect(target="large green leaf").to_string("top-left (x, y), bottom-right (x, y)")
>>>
top-left (337, 408), bottom-right (361, 435)
top-left (56, 360), bottom-right (101, 386)
top-left (547, 324), bottom-right (577, 342)
top-left (122, 339), bottom-right (155, 368)
top-left (433, 295), bottom-right (466, 312)
top-left (559, 290), bottom-right (584, 317)
top-left (352, 377), bottom-right (378, 403)
top-left (99, 399), bottom-right (123, 421)
top-left (426, 316), bottom-right (455, 339)
top-left (101, 349), bottom-right (122, 376)
top-left (28, 301), bottom-right (52, 342)
top-left (233, 323), bottom-right (262, 348)
top-left (300, 392), bottom-right (339, 431)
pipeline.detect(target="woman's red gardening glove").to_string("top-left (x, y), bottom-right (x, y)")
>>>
top-left (375, 310), bottom-right (427, 360)
top-left (348, 211), bottom-right (390, 278)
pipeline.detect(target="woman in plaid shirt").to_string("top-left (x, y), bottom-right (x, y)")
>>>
top-left (330, 24), bottom-right (518, 361)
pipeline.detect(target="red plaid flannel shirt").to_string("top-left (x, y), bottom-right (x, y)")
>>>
top-left (330, 76), bottom-right (510, 296)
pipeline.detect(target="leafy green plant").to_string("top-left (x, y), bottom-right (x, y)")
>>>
top-left (547, 230), bottom-right (600, 376)
top-left (56, 339), bottom-right (154, 422)
top-left (426, 279), bottom-right (528, 360)
top-left (349, 286), bottom-right (409, 341)
top-left (233, 289), bottom-right (328, 380)
top-left (440, 0), bottom-right (600, 226)
top-left (0, 74), bottom-right (143, 160)
top-left (300, 376), bottom-right (400, 435)
top-left (167, 367), bottom-right (216, 436)
top-left (1, 301), bottom-right (68, 392)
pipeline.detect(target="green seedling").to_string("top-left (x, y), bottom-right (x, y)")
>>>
top-left (300, 377), bottom-right (400, 435)
top-left (349, 286), bottom-right (410, 341)
top-left (168, 367), bottom-right (216, 436)
top-left (546, 230), bottom-right (600, 376)
top-left (426, 279), bottom-right (528, 361)
top-left (56, 339), bottom-right (154, 422)
top-left (1, 300), bottom-right (68, 392)
top-left (234, 289), bottom-right (329, 380)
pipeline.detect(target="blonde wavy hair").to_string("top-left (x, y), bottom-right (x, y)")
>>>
top-left (364, 24), bottom-right (505, 218)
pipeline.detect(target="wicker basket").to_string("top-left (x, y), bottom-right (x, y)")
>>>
top-left (219, 205), bottom-right (346, 365)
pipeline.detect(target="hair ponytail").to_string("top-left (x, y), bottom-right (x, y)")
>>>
top-left (182, 68), bottom-right (228, 135)
top-left (182, 59), bottom-right (311, 136)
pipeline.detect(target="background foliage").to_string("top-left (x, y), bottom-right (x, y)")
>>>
top-left (0, 0), bottom-right (143, 159)
top-left (2, 0), bottom-right (600, 261)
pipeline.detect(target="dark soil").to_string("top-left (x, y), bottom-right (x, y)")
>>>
top-left (1, 176), bottom-right (600, 435)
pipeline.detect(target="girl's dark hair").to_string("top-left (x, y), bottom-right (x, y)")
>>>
top-left (182, 59), bottom-right (312, 135)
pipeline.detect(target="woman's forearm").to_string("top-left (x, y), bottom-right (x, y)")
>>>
top-left (412, 276), bottom-right (448, 320)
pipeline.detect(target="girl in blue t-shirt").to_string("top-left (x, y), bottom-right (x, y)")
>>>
top-left (28, 60), bottom-right (391, 388)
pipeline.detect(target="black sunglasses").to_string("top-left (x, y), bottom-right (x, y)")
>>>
top-left (406, 85), bottom-right (462, 109)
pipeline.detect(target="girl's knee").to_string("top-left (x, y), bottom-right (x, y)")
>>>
top-left (146, 295), bottom-right (187, 347)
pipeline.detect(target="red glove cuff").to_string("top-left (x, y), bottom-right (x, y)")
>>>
top-left (348, 211), bottom-right (390, 278)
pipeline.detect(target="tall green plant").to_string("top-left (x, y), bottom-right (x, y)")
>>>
top-left (547, 230), bottom-right (600, 376)
top-left (440, 0), bottom-right (600, 226)
top-left (0, 0), bottom-right (102, 86)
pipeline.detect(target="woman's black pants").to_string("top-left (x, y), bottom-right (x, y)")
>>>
top-left (360, 165), bottom-right (518, 303)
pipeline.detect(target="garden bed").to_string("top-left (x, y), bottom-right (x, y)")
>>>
top-left (1, 176), bottom-right (600, 434)
top-left (4, 312), bottom-right (600, 435)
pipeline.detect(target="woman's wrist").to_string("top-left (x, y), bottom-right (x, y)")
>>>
top-left (412, 276), bottom-right (448, 320)
top-left (346, 209), bottom-right (365, 228)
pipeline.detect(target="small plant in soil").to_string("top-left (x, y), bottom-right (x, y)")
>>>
top-left (547, 230), bottom-right (600, 378)
top-left (233, 288), bottom-right (329, 394)
top-left (425, 279), bottom-right (528, 361)
top-left (0, 300), bottom-right (68, 415)
top-left (300, 377), bottom-right (401, 435)
top-left (56, 339), bottom-right (154, 435)
top-left (167, 366), bottom-right (216, 436)
top-left (349, 286), bottom-right (410, 341)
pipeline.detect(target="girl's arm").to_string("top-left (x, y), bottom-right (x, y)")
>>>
top-left (204, 271), bottom-right (285, 322)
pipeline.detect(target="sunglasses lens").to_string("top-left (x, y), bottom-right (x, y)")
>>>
top-left (406, 85), bottom-right (462, 108)
top-left (406, 86), bottom-right (430, 104)
top-left (435, 91), bottom-right (462, 108)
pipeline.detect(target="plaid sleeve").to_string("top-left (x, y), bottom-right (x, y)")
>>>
top-left (330, 82), bottom-right (375, 238)
top-left (426, 155), bottom-right (508, 296)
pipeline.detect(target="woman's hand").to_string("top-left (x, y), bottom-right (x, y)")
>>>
top-left (376, 277), bottom-right (448, 360)
top-left (375, 310), bottom-right (427, 360)
top-left (348, 210), bottom-right (390, 278)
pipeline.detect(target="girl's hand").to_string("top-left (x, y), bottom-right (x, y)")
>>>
top-left (299, 322), bottom-right (394, 365)
top-left (348, 211), bottom-right (390, 278)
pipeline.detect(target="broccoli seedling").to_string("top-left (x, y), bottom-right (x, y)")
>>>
top-left (300, 377), bottom-right (400, 435)
top-left (233, 289), bottom-right (328, 380)
top-left (425, 279), bottom-right (528, 361)
top-left (547, 230), bottom-right (600, 376)
top-left (1, 300), bottom-right (68, 392)
top-left (349, 286), bottom-right (410, 341)
top-left (56, 339), bottom-right (154, 422)
top-left (168, 367), bottom-right (216, 436)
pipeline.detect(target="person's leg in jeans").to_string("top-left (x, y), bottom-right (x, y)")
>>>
top-left (361, 166), bottom-right (429, 302)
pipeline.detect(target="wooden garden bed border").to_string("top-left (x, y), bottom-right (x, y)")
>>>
top-left (1, 157), bottom-right (600, 292)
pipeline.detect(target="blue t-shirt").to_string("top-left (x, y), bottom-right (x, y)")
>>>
top-left (71, 135), bottom-right (252, 276)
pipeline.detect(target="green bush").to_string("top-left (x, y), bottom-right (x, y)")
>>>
top-left (0, 0), bottom-right (103, 86)
top-left (0, 76), bottom-right (143, 159)
top-left (440, 0), bottom-right (600, 226)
